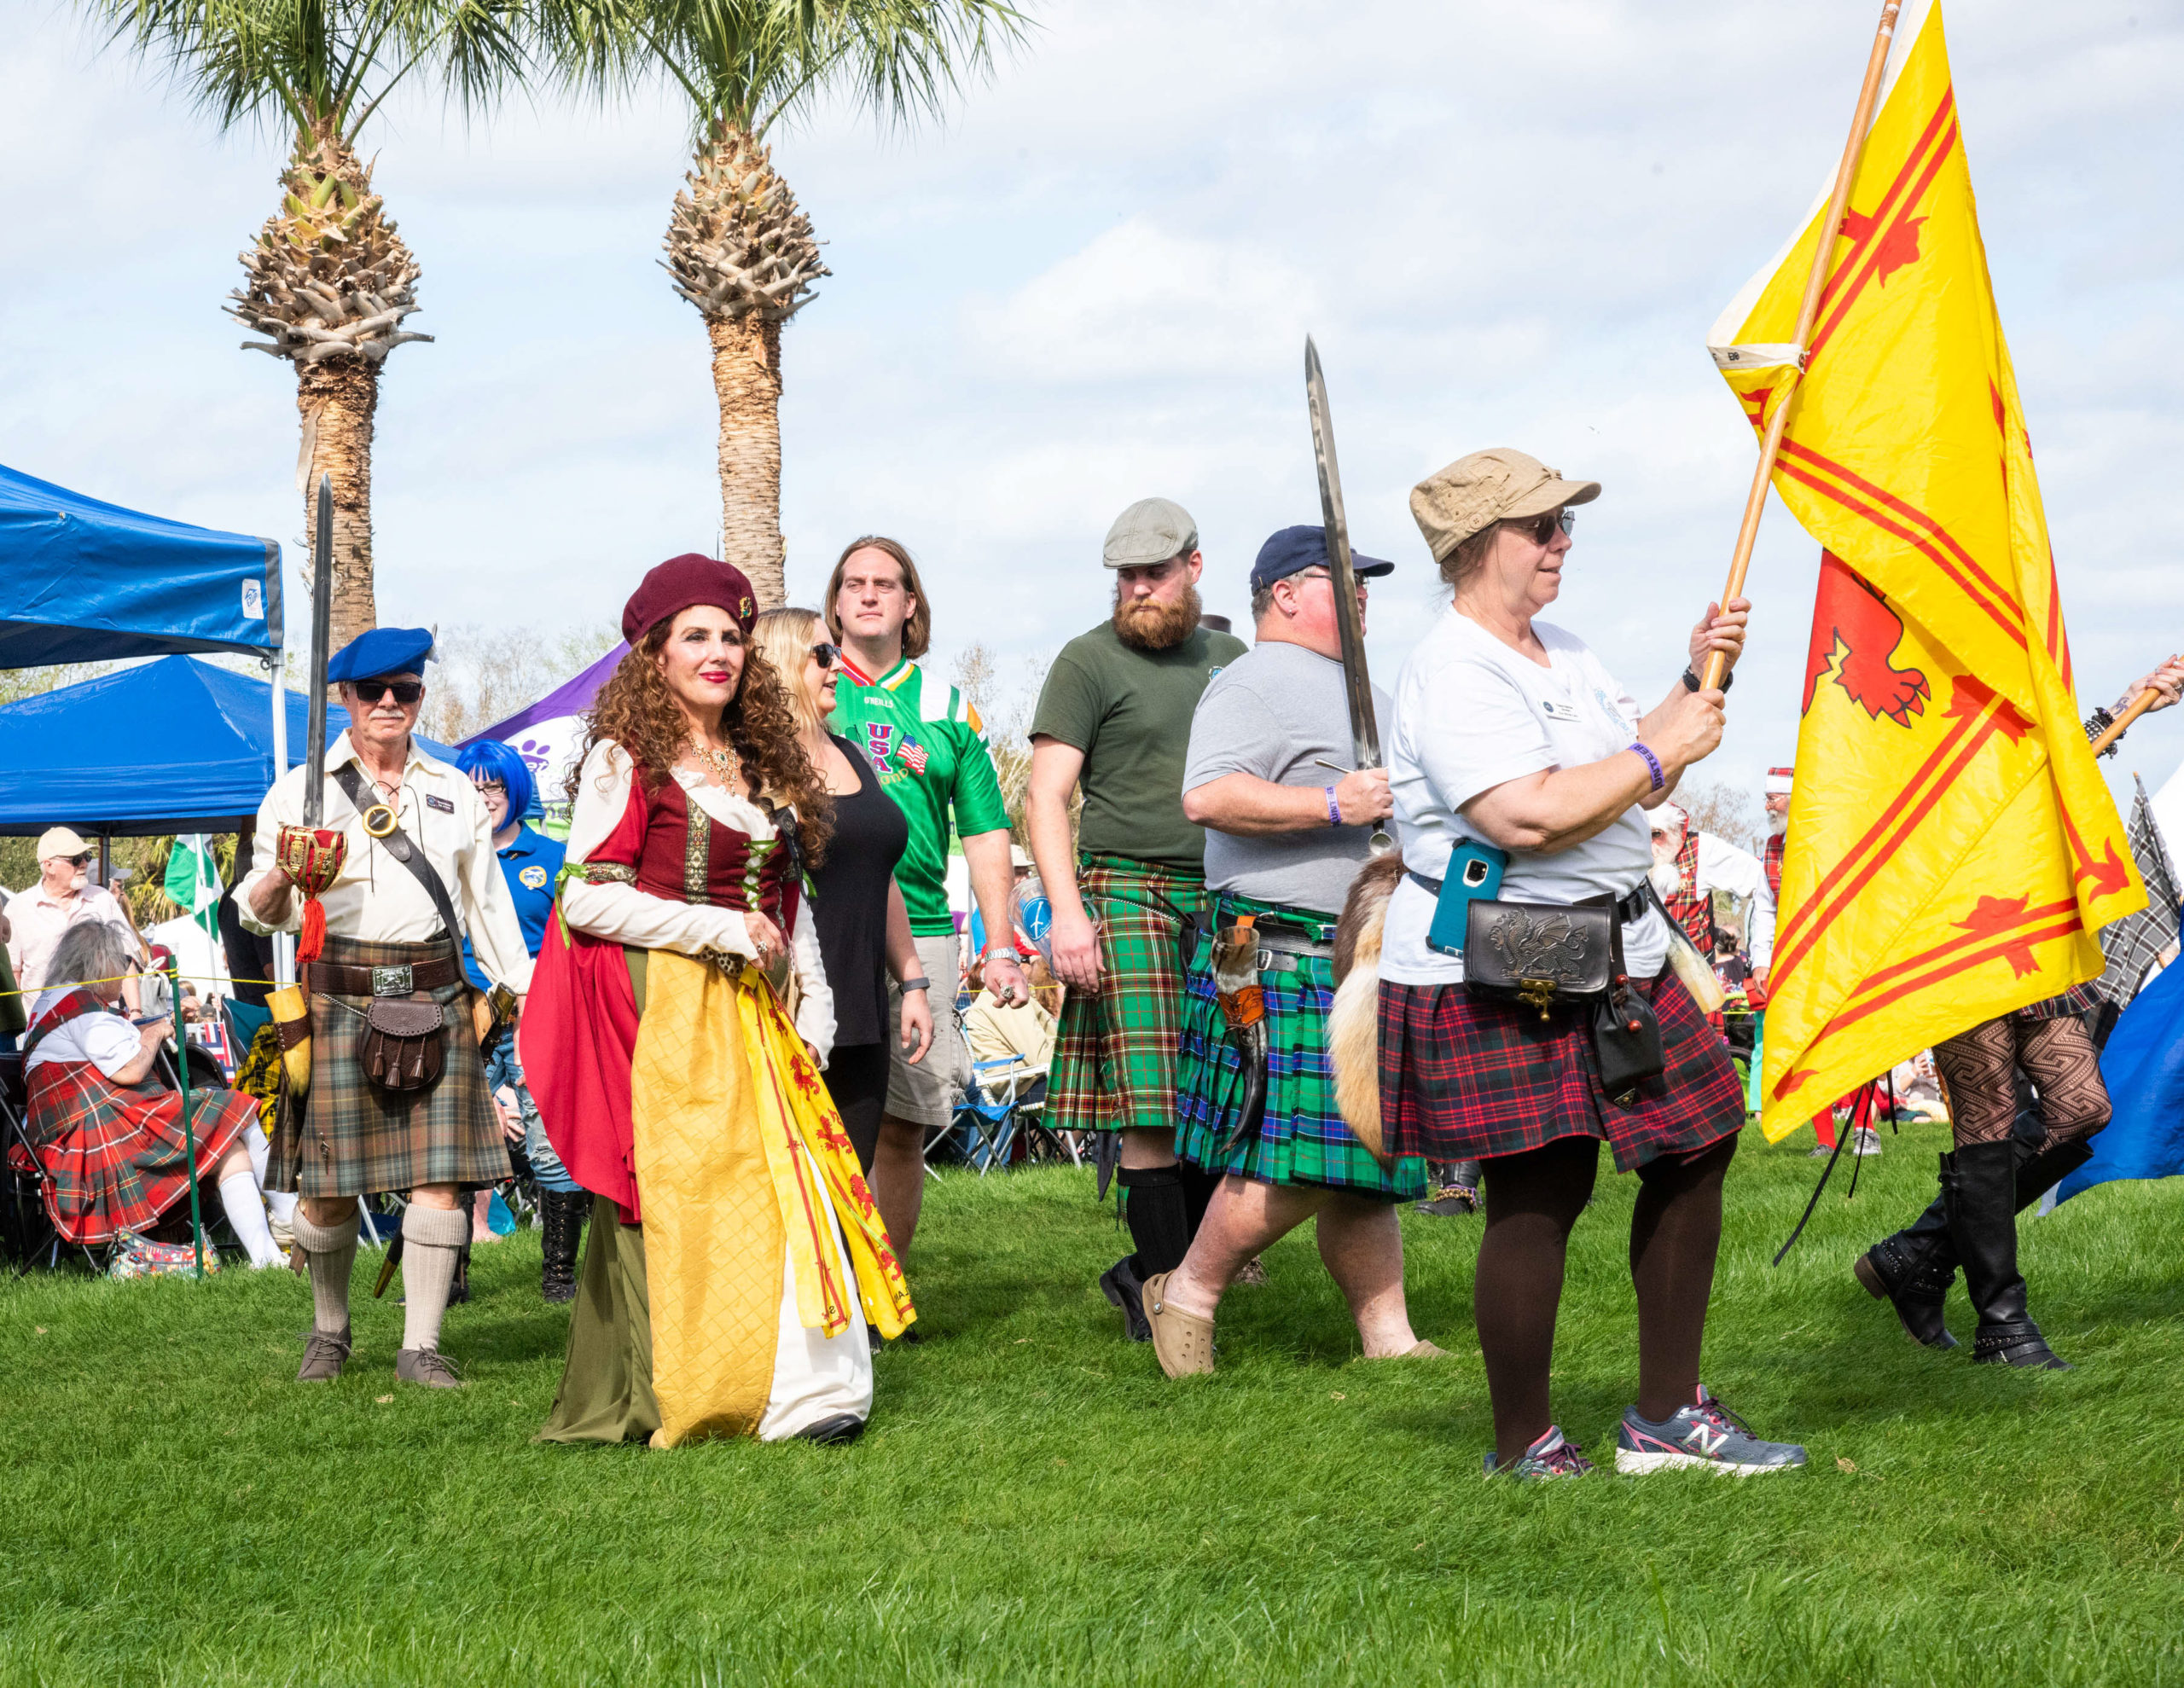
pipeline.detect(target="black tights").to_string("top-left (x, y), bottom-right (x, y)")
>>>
top-left (1475, 1132), bottom-right (1738, 1463)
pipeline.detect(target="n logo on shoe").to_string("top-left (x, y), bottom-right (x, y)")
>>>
top-left (1684, 1424), bottom-right (1728, 1456)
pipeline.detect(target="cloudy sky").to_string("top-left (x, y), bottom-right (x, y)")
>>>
top-left (3, 0), bottom-right (2181, 803)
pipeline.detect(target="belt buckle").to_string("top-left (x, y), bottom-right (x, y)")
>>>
top-left (370, 964), bottom-right (415, 997)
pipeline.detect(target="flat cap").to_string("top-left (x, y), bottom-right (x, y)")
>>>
top-left (328, 626), bottom-right (435, 683)
top-left (1102, 497), bottom-right (1199, 569)
top-left (1409, 448), bottom-right (1600, 562)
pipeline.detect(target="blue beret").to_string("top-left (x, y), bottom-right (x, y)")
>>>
top-left (327, 626), bottom-right (435, 683)
top-left (1248, 526), bottom-right (1394, 595)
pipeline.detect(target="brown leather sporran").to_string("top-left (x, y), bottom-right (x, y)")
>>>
top-left (359, 996), bottom-right (447, 1092)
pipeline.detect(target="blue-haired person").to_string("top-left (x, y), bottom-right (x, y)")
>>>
top-left (455, 738), bottom-right (579, 1302)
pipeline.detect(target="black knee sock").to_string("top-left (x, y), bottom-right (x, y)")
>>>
top-left (1177, 1160), bottom-right (1223, 1241)
top-left (1118, 1165), bottom-right (1190, 1278)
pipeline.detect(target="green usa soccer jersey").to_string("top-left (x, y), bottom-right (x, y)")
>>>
top-left (828, 655), bottom-right (1012, 936)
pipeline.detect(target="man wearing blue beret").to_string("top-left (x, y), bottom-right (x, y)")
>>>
top-left (237, 626), bottom-right (534, 1389)
top-left (1141, 526), bottom-right (1444, 1376)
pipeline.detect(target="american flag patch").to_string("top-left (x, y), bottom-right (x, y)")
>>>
top-left (897, 735), bottom-right (930, 775)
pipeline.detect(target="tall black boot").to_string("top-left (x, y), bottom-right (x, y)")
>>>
top-left (1942, 1141), bottom-right (2070, 1369)
top-left (539, 1189), bottom-right (586, 1304)
top-left (1854, 1167), bottom-right (1958, 1349)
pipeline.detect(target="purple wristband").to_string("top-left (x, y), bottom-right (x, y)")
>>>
top-left (1324, 785), bottom-right (1343, 827)
top-left (1631, 742), bottom-right (1665, 792)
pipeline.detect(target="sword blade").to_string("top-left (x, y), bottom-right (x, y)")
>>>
top-left (1304, 337), bottom-right (1380, 771)
top-left (304, 474), bottom-right (334, 827)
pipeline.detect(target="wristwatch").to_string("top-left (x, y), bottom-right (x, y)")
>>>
top-left (985, 948), bottom-right (1025, 967)
top-left (1682, 666), bottom-right (1734, 693)
top-left (897, 976), bottom-right (931, 995)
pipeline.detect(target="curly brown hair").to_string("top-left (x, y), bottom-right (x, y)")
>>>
top-left (569, 623), bottom-right (833, 867)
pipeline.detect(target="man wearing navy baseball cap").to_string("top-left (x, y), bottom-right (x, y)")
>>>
top-left (1137, 525), bottom-right (1447, 1378)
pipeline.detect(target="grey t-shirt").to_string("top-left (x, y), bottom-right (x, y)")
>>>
top-left (1182, 640), bottom-right (1393, 916)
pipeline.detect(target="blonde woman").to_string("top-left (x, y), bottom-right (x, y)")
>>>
top-left (753, 608), bottom-right (932, 1180)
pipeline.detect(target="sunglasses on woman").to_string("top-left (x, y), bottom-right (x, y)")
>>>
top-left (350, 678), bottom-right (424, 705)
top-left (1508, 508), bottom-right (1578, 544)
top-left (810, 642), bottom-right (841, 670)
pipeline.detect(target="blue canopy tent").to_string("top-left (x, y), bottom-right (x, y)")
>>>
top-left (0, 655), bottom-right (456, 834)
top-left (0, 463), bottom-right (282, 667)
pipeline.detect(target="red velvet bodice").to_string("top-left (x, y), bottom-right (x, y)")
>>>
top-left (601, 773), bottom-right (804, 936)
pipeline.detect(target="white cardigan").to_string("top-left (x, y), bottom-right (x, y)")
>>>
top-left (557, 740), bottom-right (836, 1061)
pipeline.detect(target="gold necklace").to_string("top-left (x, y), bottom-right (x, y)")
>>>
top-left (690, 735), bottom-right (740, 786)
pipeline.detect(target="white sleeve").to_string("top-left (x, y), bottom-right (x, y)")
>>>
top-left (235, 776), bottom-right (302, 937)
top-left (453, 781), bottom-right (536, 994)
top-left (82, 1014), bottom-right (143, 1081)
top-left (1696, 832), bottom-right (1764, 900)
top-left (1409, 655), bottom-right (1557, 815)
top-left (1750, 875), bottom-right (1776, 969)
top-left (791, 908), bottom-right (835, 1063)
top-left (555, 741), bottom-right (753, 960)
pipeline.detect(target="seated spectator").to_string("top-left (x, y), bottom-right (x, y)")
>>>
top-left (20, 924), bottom-right (282, 1266)
top-left (964, 957), bottom-right (1057, 1100)
top-left (6, 827), bottom-right (142, 1002)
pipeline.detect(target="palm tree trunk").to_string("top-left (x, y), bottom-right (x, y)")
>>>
top-left (298, 360), bottom-right (380, 651)
top-left (707, 311), bottom-right (787, 609)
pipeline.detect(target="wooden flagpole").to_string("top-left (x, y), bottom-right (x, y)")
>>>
top-left (2089, 682), bottom-right (2169, 757)
top-left (1702, 0), bottom-right (1905, 692)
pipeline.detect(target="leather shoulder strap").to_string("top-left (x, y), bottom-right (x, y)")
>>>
top-left (332, 763), bottom-right (466, 946)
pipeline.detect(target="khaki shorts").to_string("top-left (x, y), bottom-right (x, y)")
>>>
top-left (885, 932), bottom-right (972, 1128)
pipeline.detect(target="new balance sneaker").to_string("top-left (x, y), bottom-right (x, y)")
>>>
top-left (1851, 1127), bottom-right (1884, 1157)
top-left (1615, 1386), bottom-right (1806, 1476)
top-left (1483, 1425), bottom-right (1594, 1482)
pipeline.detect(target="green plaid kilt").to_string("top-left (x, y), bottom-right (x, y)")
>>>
top-left (1050, 856), bottom-right (1209, 1137)
top-left (1174, 892), bottom-right (1429, 1201)
top-left (268, 933), bottom-right (508, 1198)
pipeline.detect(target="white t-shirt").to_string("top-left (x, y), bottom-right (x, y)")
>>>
top-left (24, 990), bottom-right (142, 1080)
top-left (1381, 608), bottom-right (1670, 986)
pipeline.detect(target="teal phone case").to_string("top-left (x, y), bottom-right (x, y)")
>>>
top-left (1426, 840), bottom-right (1507, 957)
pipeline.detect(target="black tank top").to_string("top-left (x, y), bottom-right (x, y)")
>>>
top-left (809, 733), bottom-right (909, 1047)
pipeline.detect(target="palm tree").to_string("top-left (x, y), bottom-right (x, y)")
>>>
top-left (558, 0), bottom-right (1027, 607)
top-left (84, 0), bottom-right (530, 649)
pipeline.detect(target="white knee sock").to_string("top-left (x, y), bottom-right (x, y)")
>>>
top-left (399, 1204), bottom-right (471, 1354)
top-left (218, 1172), bottom-right (284, 1268)
top-left (289, 1207), bottom-right (359, 1335)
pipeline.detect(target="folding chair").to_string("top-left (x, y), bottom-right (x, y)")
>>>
top-left (1, 1052), bottom-right (107, 1273)
top-left (940, 1058), bottom-right (1051, 1175)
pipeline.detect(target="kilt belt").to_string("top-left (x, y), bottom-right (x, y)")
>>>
top-left (267, 931), bottom-right (508, 1198)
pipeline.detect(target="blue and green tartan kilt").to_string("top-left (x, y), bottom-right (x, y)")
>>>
top-left (1174, 892), bottom-right (1430, 1202)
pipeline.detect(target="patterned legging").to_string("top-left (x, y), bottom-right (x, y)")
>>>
top-left (1932, 1013), bottom-right (2111, 1148)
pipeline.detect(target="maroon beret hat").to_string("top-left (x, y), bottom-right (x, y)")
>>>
top-left (621, 554), bottom-right (758, 645)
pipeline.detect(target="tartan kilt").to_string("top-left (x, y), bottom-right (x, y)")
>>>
top-left (1378, 966), bottom-right (1744, 1173)
top-left (2017, 983), bottom-right (2100, 1022)
top-left (1174, 892), bottom-right (1429, 1201)
top-left (20, 1062), bottom-right (258, 1247)
top-left (1049, 856), bottom-right (1208, 1137)
top-left (268, 933), bottom-right (507, 1198)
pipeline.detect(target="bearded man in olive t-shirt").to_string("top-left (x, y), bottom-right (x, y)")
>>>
top-left (1026, 496), bottom-right (1248, 1343)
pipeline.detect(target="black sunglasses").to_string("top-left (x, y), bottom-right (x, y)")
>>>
top-left (810, 642), bottom-right (841, 670)
top-left (64, 852), bottom-right (92, 867)
top-left (351, 678), bottom-right (424, 705)
top-left (1507, 508), bottom-right (1577, 544)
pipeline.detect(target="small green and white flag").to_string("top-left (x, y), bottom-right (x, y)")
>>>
top-left (164, 834), bottom-right (223, 937)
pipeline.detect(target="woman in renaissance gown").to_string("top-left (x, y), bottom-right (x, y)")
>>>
top-left (524, 554), bottom-right (913, 1447)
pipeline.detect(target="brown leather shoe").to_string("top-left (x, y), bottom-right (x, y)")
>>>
top-left (295, 1326), bottom-right (351, 1383)
top-left (1141, 1273), bottom-right (1215, 1378)
top-left (396, 1347), bottom-right (464, 1389)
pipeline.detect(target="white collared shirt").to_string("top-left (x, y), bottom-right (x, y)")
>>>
top-left (235, 729), bottom-right (535, 993)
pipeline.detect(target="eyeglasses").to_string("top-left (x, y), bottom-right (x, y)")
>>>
top-left (1507, 508), bottom-right (1577, 545)
top-left (350, 678), bottom-right (424, 705)
top-left (810, 642), bottom-right (840, 670)
top-left (1287, 569), bottom-right (1368, 594)
top-left (63, 852), bottom-right (92, 867)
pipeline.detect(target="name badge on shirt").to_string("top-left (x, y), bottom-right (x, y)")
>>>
top-left (1540, 699), bottom-right (1583, 722)
top-left (426, 794), bottom-right (455, 813)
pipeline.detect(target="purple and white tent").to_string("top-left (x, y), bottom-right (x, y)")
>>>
top-left (460, 643), bottom-right (627, 830)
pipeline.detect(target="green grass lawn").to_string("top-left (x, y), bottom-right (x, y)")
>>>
top-left (5, 1122), bottom-right (2184, 1686)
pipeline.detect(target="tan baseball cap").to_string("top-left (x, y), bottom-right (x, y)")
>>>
top-left (1409, 448), bottom-right (1600, 562)
top-left (36, 826), bottom-right (90, 861)
top-left (1102, 497), bottom-right (1199, 568)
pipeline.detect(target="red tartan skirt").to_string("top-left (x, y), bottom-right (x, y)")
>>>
top-left (1377, 967), bottom-right (1744, 1172)
top-left (18, 1060), bottom-right (258, 1246)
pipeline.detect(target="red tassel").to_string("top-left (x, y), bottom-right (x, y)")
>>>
top-left (297, 898), bottom-right (327, 968)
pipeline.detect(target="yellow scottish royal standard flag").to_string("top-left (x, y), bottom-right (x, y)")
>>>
top-left (1707, 0), bottom-right (2142, 1140)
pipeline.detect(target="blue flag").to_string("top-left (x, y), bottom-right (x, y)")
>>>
top-left (2057, 958), bottom-right (2184, 1204)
